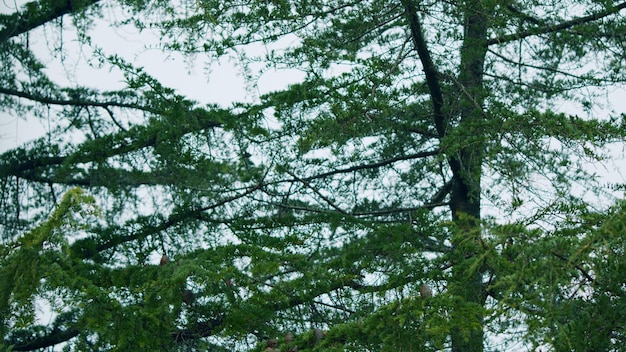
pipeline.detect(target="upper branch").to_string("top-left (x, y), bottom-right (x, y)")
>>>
top-left (0, 0), bottom-right (100, 42)
top-left (487, 2), bottom-right (626, 46)
top-left (299, 149), bottom-right (439, 182)
top-left (401, 0), bottom-right (446, 138)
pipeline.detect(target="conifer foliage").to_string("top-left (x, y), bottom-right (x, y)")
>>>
top-left (1, 0), bottom-right (625, 351)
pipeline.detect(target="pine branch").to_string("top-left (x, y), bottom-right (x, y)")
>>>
top-left (172, 317), bottom-right (225, 342)
top-left (487, 2), bottom-right (626, 46)
top-left (11, 327), bottom-right (79, 351)
top-left (0, 112), bottom-right (225, 179)
top-left (401, 0), bottom-right (446, 138)
top-left (9, 315), bottom-right (225, 350)
top-left (0, 0), bottom-right (100, 42)
top-left (16, 168), bottom-right (180, 187)
top-left (297, 149), bottom-right (439, 182)
top-left (72, 181), bottom-right (264, 259)
top-left (0, 87), bottom-right (158, 114)
top-left (8, 312), bottom-right (80, 352)
top-left (286, 170), bottom-right (349, 215)
top-left (551, 251), bottom-right (598, 285)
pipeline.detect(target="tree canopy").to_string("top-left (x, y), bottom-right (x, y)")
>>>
top-left (1, 0), bottom-right (625, 351)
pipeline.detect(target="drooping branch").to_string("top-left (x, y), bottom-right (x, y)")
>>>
top-left (0, 0), bottom-right (100, 42)
top-left (487, 2), bottom-right (626, 46)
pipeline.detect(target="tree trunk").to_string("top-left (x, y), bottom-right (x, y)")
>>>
top-left (448, 1), bottom-right (490, 351)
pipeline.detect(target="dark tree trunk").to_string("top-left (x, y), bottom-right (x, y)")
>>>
top-left (448, 1), bottom-right (491, 351)
top-left (403, 0), bottom-right (490, 350)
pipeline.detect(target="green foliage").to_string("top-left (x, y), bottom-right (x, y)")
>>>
top-left (0, 189), bottom-right (95, 335)
top-left (1, 0), bottom-right (626, 351)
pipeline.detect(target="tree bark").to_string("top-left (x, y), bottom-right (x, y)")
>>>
top-left (402, 1), bottom-right (490, 350)
top-left (448, 1), bottom-right (491, 351)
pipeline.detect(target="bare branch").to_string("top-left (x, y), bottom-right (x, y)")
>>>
top-left (286, 170), bottom-right (349, 215)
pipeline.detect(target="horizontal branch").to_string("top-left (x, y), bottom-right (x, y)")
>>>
top-left (172, 317), bottom-right (225, 342)
top-left (15, 168), bottom-right (180, 188)
top-left (0, 87), bottom-right (158, 114)
top-left (7, 310), bottom-right (81, 351)
top-left (9, 314), bottom-right (224, 350)
top-left (486, 48), bottom-right (602, 82)
top-left (351, 203), bottom-right (449, 217)
top-left (261, 200), bottom-right (449, 219)
top-left (299, 149), bottom-right (439, 182)
top-left (72, 181), bottom-right (264, 259)
top-left (11, 327), bottom-right (79, 351)
top-left (487, 2), bottom-right (626, 46)
top-left (0, 113), bottom-right (225, 180)
top-left (0, 153), bottom-right (65, 179)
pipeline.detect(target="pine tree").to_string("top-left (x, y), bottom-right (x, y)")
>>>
top-left (1, 0), bottom-right (625, 351)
